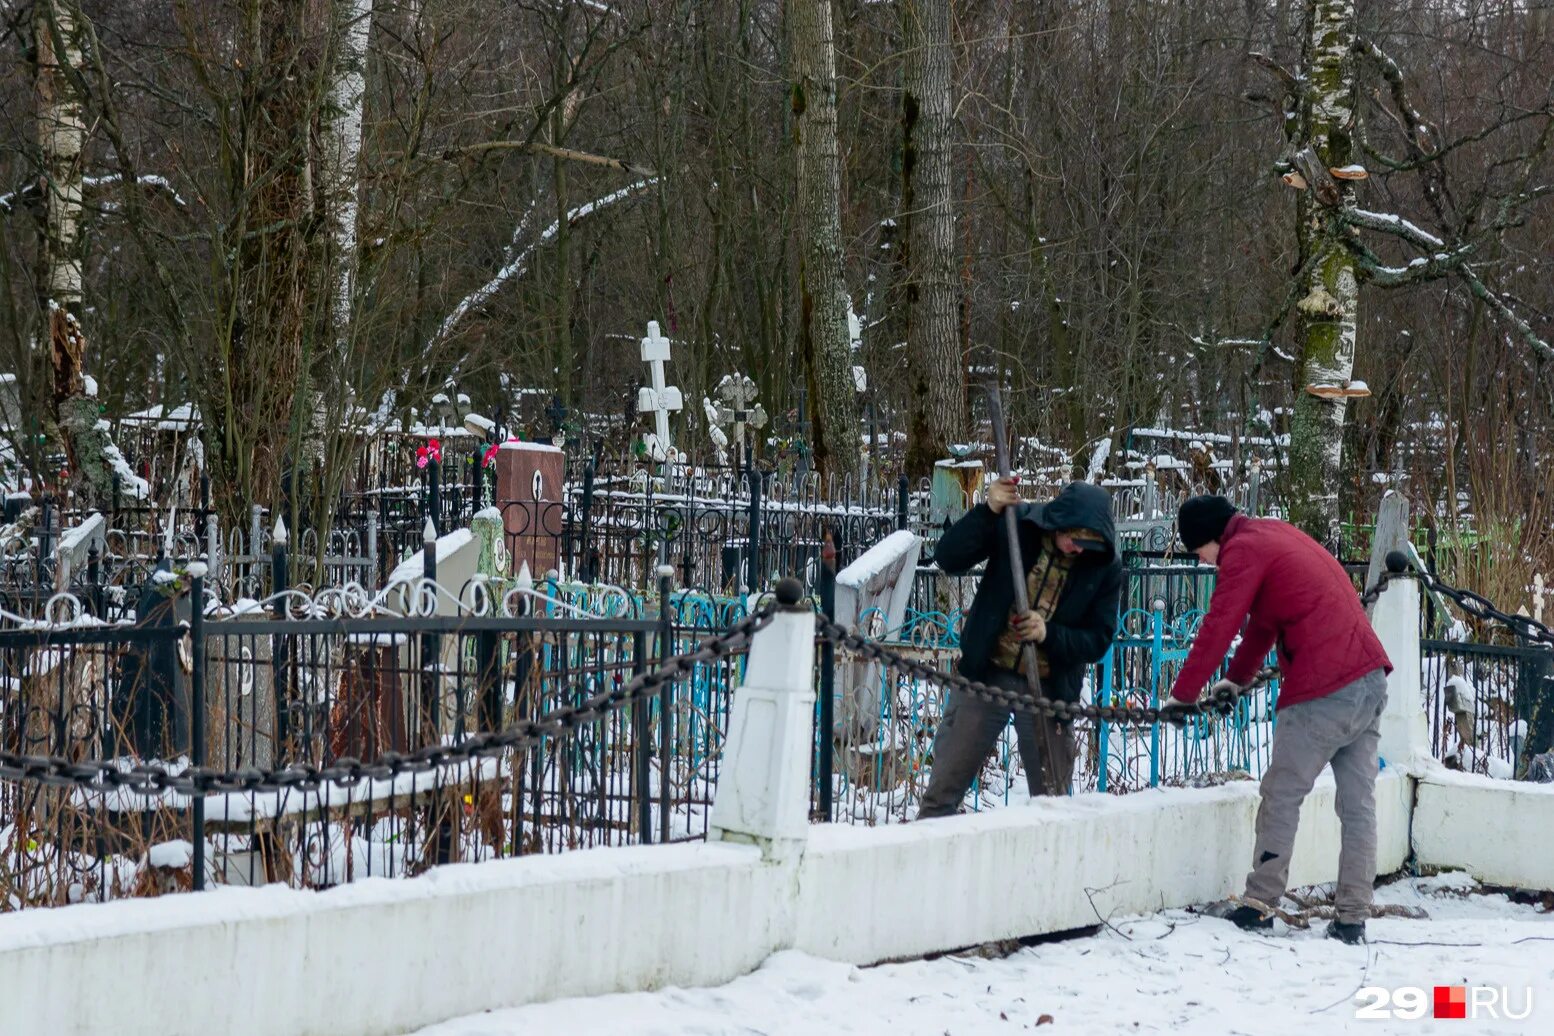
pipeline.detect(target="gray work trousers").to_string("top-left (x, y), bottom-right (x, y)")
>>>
top-left (917, 671), bottom-right (1075, 818)
top-left (1244, 668), bottom-right (1389, 924)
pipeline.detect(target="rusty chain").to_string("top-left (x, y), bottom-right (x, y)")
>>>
top-left (0, 603), bottom-right (774, 797)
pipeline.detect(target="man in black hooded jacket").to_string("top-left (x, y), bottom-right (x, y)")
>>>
top-left (917, 480), bottom-right (1123, 816)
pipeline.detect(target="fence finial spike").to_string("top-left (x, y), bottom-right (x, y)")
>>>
top-left (516, 559), bottom-right (533, 591)
top-left (423, 517), bottom-right (437, 543)
top-left (273, 515), bottom-right (289, 547)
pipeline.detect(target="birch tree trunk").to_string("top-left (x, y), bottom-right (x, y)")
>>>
top-left (899, 0), bottom-right (965, 477)
top-left (318, 0), bottom-right (373, 356)
top-left (1287, 0), bottom-right (1360, 543)
top-left (35, 0), bottom-right (114, 505)
top-left (789, 0), bottom-right (859, 477)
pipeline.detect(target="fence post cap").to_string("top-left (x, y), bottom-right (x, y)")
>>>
top-left (273, 515), bottom-right (289, 546)
top-left (423, 517), bottom-right (437, 543)
top-left (1385, 549), bottom-right (1411, 574)
top-left (774, 577), bottom-right (805, 608)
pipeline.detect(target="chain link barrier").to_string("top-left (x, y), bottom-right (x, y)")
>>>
top-left (4, 550), bottom-right (1548, 798)
top-left (816, 563), bottom-right (1412, 728)
top-left (0, 603), bottom-right (775, 797)
top-left (1413, 560), bottom-right (1554, 650)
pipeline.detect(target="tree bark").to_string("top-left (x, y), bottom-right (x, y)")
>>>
top-left (318, 0), bottom-right (373, 356)
top-left (1287, 0), bottom-right (1361, 545)
top-left (899, 0), bottom-right (964, 477)
top-left (216, 0), bottom-right (320, 514)
top-left (789, 0), bottom-right (859, 477)
top-left (34, 0), bottom-right (117, 505)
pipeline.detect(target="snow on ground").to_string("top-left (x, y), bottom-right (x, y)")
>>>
top-left (411, 874), bottom-right (1554, 1036)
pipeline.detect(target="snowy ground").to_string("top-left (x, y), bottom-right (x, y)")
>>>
top-left (410, 873), bottom-right (1554, 1036)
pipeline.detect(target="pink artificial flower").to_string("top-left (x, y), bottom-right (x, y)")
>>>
top-left (416, 437), bottom-right (443, 469)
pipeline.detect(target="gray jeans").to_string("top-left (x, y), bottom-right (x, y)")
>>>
top-left (917, 671), bottom-right (1076, 818)
top-left (1245, 668), bottom-right (1389, 924)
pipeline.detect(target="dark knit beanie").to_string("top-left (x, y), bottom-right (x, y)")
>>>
top-left (1177, 495), bottom-right (1238, 551)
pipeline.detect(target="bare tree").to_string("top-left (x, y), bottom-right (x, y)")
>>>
top-left (34, 0), bottom-right (121, 504)
top-left (1284, 0), bottom-right (1362, 540)
top-left (318, 0), bottom-right (374, 356)
top-left (899, 0), bottom-right (964, 476)
top-left (789, 0), bottom-right (859, 477)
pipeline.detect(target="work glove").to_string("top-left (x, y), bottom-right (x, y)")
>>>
top-left (1204, 678), bottom-right (1244, 704)
top-left (1157, 695), bottom-right (1200, 726)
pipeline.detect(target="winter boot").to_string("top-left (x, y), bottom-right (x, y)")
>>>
top-left (1226, 905), bottom-right (1274, 931)
top-left (1326, 920), bottom-right (1365, 945)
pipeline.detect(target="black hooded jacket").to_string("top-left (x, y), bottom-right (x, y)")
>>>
top-left (932, 482), bottom-right (1123, 703)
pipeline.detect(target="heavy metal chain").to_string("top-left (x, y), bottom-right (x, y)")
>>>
top-left (1413, 564), bottom-right (1554, 649)
top-left (0, 604), bottom-right (775, 797)
top-left (817, 567), bottom-right (1410, 728)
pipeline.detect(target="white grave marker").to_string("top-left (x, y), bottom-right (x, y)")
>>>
top-left (636, 320), bottom-right (683, 461)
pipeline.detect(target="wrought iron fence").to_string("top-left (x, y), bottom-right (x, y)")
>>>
top-left (0, 580), bottom-right (753, 912)
top-left (1422, 639), bottom-right (1553, 778)
top-left (812, 601), bottom-right (1281, 823)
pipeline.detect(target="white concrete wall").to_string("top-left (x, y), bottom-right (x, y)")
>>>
top-left (0, 843), bottom-right (793, 1036)
top-left (795, 772), bottom-right (1413, 963)
top-left (0, 774), bottom-right (1416, 1036)
top-left (1413, 767), bottom-right (1554, 890)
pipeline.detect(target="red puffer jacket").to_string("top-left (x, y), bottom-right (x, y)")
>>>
top-left (1170, 514), bottom-right (1391, 709)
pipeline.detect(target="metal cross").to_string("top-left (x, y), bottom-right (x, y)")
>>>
top-left (714, 374), bottom-right (767, 468)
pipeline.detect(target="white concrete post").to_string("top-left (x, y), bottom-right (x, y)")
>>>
top-left (709, 580), bottom-right (816, 862)
top-left (1367, 491), bottom-right (1431, 773)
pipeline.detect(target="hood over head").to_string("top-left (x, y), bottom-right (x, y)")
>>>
top-left (1014, 482), bottom-right (1118, 563)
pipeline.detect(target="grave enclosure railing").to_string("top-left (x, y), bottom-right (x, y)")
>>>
top-left (0, 577), bottom-right (755, 912)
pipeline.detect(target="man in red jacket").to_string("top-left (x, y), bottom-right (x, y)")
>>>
top-left (1163, 496), bottom-right (1391, 945)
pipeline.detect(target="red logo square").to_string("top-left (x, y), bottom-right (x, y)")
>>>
top-left (1434, 986), bottom-right (1467, 1019)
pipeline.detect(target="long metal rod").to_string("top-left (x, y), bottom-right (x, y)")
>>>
top-left (984, 387), bottom-right (1068, 796)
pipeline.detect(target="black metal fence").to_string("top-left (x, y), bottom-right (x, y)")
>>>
top-left (0, 580), bottom-right (751, 911)
top-left (1422, 638), bottom-right (1553, 778)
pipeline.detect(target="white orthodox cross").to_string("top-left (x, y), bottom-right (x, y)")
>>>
top-left (636, 320), bottom-right (682, 461)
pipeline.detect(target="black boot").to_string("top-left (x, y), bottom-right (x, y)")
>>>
top-left (1226, 905), bottom-right (1273, 931)
top-left (1326, 920), bottom-right (1365, 945)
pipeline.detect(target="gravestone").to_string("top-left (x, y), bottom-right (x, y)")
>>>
top-left (110, 569), bottom-right (192, 759)
top-left (930, 458), bottom-right (983, 531)
top-left (833, 530), bottom-right (921, 747)
top-left (712, 374), bottom-right (767, 470)
top-left (492, 440), bottom-right (566, 578)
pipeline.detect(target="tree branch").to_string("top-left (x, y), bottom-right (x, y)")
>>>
top-left (429, 176), bottom-right (656, 356)
top-left (434, 139), bottom-right (657, 178)
top-left (1460, 264), bottom-right (1554, 362)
